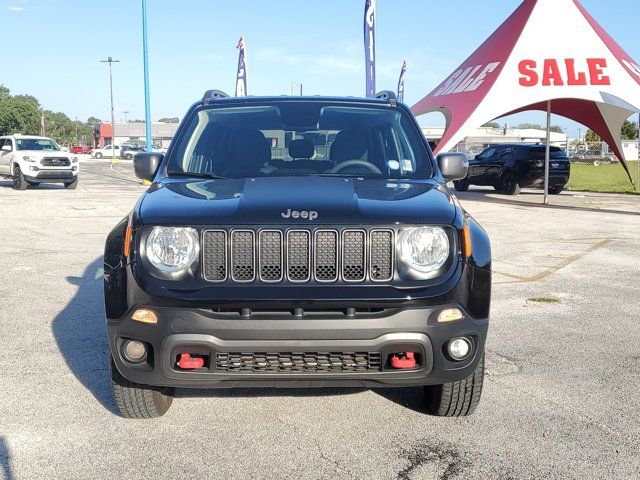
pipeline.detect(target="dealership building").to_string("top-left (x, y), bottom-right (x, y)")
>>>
top-left (97, 122), bottom-right (179, 149)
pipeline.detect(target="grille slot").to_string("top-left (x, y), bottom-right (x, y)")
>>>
top-left (287, 230), bottom-right (310, 282)
top-left (215, 351), bottom-right (382, 373)
top-left (259, 230), bottom-right (283, 282)
top-left (370, 229), bottom-right (394, 281)
top-left (342, 230), bottom-right (366, 282)
top-left (202, 230), bottom-right (227, 281)
top-left (314, 230), bottom-right (338, 282)
top-left (231, 230), bottom-right (255, 282)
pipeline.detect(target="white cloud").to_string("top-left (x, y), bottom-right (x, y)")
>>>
top-left (9, 6), bottom-right (27, 11)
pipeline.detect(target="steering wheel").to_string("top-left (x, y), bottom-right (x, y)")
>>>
top-left (329, 160), bottom-right (382, 175)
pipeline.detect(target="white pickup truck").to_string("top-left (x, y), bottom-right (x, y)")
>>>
top-left (0, 134), bottom-right (79, 190)
top-left (90, 144), bottom-right (121, 159)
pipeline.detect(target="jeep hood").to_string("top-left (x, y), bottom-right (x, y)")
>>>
top-left (138, 177), bottom-right (457, 226)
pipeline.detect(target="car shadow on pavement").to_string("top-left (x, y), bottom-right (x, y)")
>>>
top-left (0, 436), bottom-right (14, 480)
top-left (51, 257), bottom-right (119, 415)
top-left (0, 179), bottom-right (66, 190)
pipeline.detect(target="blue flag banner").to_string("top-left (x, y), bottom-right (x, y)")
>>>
top-left (236, 36), bottom-right (247, 97)
top-left (364, 0), bottom-right (376, 97)
top-left (397, 60), bottom-right (407, 102)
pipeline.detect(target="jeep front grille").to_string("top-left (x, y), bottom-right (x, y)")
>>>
top-left (202, 228), bottom-right (395, 284)
top-left (215, 351), bottom-right (382, 373)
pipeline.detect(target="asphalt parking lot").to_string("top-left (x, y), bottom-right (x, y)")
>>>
top-left (1, 158), bottom-right (639, 479)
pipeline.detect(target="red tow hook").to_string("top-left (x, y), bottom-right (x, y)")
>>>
top-left (177, 353), bottom-right (205, 369)
top-left (390, 352), bottom-right (417, 369)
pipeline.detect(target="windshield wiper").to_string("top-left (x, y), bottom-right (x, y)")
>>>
top-left (167, 171), bottom-right (227, 180)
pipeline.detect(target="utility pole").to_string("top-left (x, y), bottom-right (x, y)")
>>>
top-left (142, 0), bottom-right (153, 152)
top-left (123, 111), bottom-right (130, 123)
top-left (101, 56), bottom-right (120, 163)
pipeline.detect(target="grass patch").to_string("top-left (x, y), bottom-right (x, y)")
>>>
top-left (528, 297), bottom-right (560, 304)
top-left (568, 161), bottom-right (640, 194)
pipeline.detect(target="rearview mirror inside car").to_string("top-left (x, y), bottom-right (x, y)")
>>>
top-left (134, 152), bottom-right (163, 182)
top-left (437, 153), bottom-right (469, 181)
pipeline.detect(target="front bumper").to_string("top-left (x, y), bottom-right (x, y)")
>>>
top-left (108, 306), bottom-right (488, 389)
top-left (25, 169), bottom-right (78, 182)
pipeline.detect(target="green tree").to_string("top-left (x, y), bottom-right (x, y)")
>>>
top-left (549, 125), bottom-right (564, 134)
top-left (482, 122), bottom-right (500, 128)
top-left (621, 119), bottom-right (638, 140)
top-left (584, 129), bottom-right (601, 143)
top-left (517, 123), bottom-right (544, 130)
top-left (0, 97), bottom-right (40, 136)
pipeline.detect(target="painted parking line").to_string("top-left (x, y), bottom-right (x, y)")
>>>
top-left (494, 237), bottom-right (616, 284)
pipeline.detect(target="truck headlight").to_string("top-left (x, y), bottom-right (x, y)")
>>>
top-left (23, 156), bottom-right (37, 162)
top-left (398, 226), bottom-right (450, 273)
top-left (146, 227), bottom-right (199, 272)
top-left (71, 157), bottom-right (79, 163)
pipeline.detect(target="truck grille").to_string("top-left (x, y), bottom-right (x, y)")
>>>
top-left (215, 351), bottom-right (382, 373)
top-left (41, 157), bottom-right (71, 167)
top-left (202, 228), bottom-right (395, 284)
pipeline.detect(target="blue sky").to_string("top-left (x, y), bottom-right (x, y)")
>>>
top-left (2, 0), bottom-right (638, 136)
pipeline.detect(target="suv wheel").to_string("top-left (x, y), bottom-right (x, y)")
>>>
top-left (501, 172), bottom-right (521, 195)
top-left (95, 152), bottom-right (103, 159)
top-left (125, 153), bottom-right (133, 160)
top-left (12, 165), bottom-right (28, 190)
top-left (110, 357), bottom-right (174, 418)
top-left (453, 179), bottom-right (470, 192)
top-left (548, 185), bottom-right (564, 195)
top-left (64, 178), bottom-right (78, 190)
top-left (423, 353), bottom-right (484, 417)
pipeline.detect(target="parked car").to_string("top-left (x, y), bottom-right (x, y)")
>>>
top-left (70, 145), bottom-right (93, 155)
top-left (91, 144), bottom-right (120, 159)
top-left (571, 150), bottom-right (617, 166)
top-left (120, 145), bottom-right (145, 159)
top-left (0, 134), bottom-right (79, 190)
top-left (454, 143), bottom-right (570, 195)
top-left (104, 90), bottom-right (491, 418)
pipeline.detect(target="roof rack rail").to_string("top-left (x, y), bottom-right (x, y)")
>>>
top-left (374, 90), bottom-right (397, 105)
top-left (202, 89), bottom-right (230, 102)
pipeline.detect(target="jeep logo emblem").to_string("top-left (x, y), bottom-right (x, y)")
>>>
top-left (281, 209), bottom-right (318, 220)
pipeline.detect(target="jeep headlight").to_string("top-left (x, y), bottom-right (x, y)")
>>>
top-left (398, 226), bottom-right (450, 274)
top-left (146, 227), bottom-right (199, 272)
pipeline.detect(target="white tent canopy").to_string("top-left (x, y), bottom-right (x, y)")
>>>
top-left (411, 0), bottom-right (640, 180)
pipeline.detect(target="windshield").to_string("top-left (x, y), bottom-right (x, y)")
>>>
top-left (167, 102), bottom-right (432, 179)
top-left (16, 138), bottom-right (60, 151)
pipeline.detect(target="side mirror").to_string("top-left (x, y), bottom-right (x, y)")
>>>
top-left (134, 152), bottom-right (163, 182)
top-left (61, 147), bottom-right (70, 153)
top-left (437, 152), bottom-right (469, 181)
top-left (1, 145), bottom-right (11, 152)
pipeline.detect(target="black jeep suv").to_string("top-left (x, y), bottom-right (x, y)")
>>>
top-left (104, 91), bottom-right (491, 418)
top-left (454, 143), bottom-right (570, 195)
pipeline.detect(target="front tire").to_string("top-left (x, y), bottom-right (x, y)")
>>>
top-left (95, 152), bottom-right (103, 159)
top-left (453, 178), bottom-right (470, 192)
top-left (64, 178), bottom-right (78, 189)
top-left (501, 172), bottom-right (521, 195)
top-left (12, 166), bottom-right (28, 190)
top-left (423, 353), bottom-right (484, 417)
top-left (110, 357), bottom-right (174, 418)
top-left (548, 185), bottom-right (564, 195)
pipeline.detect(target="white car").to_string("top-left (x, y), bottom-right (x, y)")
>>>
top-left (91, 144), bottom-right (121, 159)
top-left (0, 134), bottom-right (79, 190)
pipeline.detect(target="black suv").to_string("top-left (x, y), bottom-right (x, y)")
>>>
top-left (454, 143), bottom-right (570, 195)
top-left (104, 91), bottom-right (491, 418)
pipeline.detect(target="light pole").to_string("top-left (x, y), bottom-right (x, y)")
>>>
top-left (142, 0), bottom-right (152, 152)
top-left (123, 111), bottom-right (130, 123)
top-left (101, 56), bottom-right (120, 163)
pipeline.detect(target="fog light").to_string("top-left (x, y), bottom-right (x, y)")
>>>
top-left (122, 340), bottom-right (147, 363)
top-left (437, 308), bottom-right (464, 323)
top-left (29, 166), bottom-right (39, 171)
top-left (447, 337), bottom-right (472, 361)
top-left (132, 308), bottom-right (157, 324)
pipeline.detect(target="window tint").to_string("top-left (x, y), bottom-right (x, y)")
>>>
top-left (168, 102), bottom-right (432, 179)
top-left (529, 146), bottom-right (568, 159)
top-left (477, 147), bottom-right (496, 159)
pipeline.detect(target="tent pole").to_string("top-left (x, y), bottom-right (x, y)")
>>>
top-left (544, 100), bottom-right (551, 205)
